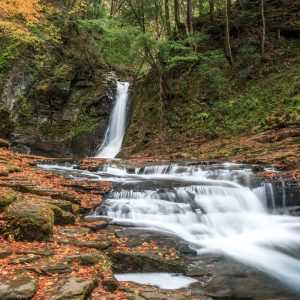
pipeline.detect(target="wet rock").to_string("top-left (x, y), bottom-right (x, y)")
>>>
top-left (49, 204), bottom-right (75, 225)
top-left (0, 247), bottom-right (12, 258)
top-left (58, 227), bottom-right (91, 238)
top-left (54, 276), bottom-right (97, 300)
top-left (102, 275), bottom-right (119, 292)
top-left (186, 254), bottom-right (299, 300)
top-left (5, 200), bottom-right (54, 241)
top-left (65, 253), bottom-right (101, 266)
top-left (112, 252), bottom-right (187, 273)
top-left (79, 218), bottom-right (109, 231)
top-left (0, 276), bottom-right (38, 300)
top-left (140, 291), bottom-right (179, 300)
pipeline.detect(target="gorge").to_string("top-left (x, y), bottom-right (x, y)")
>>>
top-left (0, 0), bottom-right (299, 299)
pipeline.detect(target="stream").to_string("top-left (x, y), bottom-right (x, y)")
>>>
top-left (39, 160), bottom-right (300, 298)
top-left (38, 80), bottom-right (300, 298)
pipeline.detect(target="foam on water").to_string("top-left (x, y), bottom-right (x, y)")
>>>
top-left (38, 161), bottom-right (300, 292)
top-left (115, 273), bottom-right (197, 289)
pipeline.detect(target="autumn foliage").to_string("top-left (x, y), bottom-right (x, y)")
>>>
top-left (0, 0), bottom-right (43, 39)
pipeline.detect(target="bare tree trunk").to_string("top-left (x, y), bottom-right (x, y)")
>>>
top-left (261, 0), bottom-right (266, 59)
top-left (174, 0), bottom-right (181, 34)
top-left (165, 0), bottom-right (171, 36)
top-left (110, 0), bottom-right (115, 17)
top-left (140, 0), bottom-right (146, 33)
top-left (225, 0), bottom-right (233, 65)
top-left (209, 0), bottom-right (214, 22)
top-left (186, 0), bottom-right (193, 34)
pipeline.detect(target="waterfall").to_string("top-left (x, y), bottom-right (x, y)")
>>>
top-left (38, 161), bottom-right (300, 293)
top-left (95, 81), bottom-right (130, 158)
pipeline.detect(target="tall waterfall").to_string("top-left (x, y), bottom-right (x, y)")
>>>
top-left (95, 82), bottom-right (130, 158)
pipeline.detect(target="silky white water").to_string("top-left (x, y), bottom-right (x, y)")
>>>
top-left (95, 82), bottom-right (130, 158)
top-left (38, 162), bottom-right (300, 293)
top-left (115, 273), bottom-right (197, 289)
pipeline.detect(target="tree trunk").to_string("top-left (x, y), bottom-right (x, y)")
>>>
top-left (165, 0), bottom-right (171, 36)
top-left (186, 0), bottom-right (193, 34)
top-left (209, 0), bottom-right (214, 22)
top-left (261, 0), bottom-right (266, 59)
top-left (110, 0), bottom-right (115, 17)
top-left (174, 0), bottom-right (181, 34)
top-left (225, 0), bottom-right (233, 65)
top-left (140, 0), bottom-right (146, 33)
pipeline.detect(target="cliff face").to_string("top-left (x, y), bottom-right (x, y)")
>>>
top-left (1, 65), bottom-right (116, 157)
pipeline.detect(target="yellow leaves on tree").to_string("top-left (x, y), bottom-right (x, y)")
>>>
top-left (0, 0), bottom-right (43, 39)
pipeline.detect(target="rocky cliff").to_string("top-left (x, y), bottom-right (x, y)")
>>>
top-left (1, 62), bottom-right (117, 157)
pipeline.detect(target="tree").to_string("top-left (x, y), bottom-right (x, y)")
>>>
top-left (261, 0), bottom-right (266, 59)
top-left (186, 0), bottom-right (193, 34)
top-left (174, 0), bottom-right (180, 34)
top-left (0, 0), bottom-right (42, 39)
top-left (164, 0), bottom-right (171, 36)
top-left (225, 0), bottom-right (233, 65)
top-left (209, 0), bottom-right (214, 22)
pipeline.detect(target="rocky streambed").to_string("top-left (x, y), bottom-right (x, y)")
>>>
top-left (0, 141), bottom-right (300, 300)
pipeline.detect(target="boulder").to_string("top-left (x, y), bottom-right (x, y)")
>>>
top-left (48, 204), bottom-right (75, 225)
top-left (54, 276), bottom-right (97, 300)
top-left (40, 262), bottom-right (72, 275)
top-left (112, 251), bottom-right (187, 273)
top-left (0, 276), bottom-right (38, 300)
top-left (5, 200), bottom-right (54, 241)
top-left (41, 198), bottom-right (74, 212)
top-left (0, 190), bottom-right (17, 211)
top-left (102, 275), bottom-right (119, 292)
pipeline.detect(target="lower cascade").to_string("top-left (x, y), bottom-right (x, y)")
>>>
top-left (39, 161), bottom-right (300, 294)
top-left (95, 81), bottom-right (130, 158)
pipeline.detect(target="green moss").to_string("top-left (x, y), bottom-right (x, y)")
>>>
top-left (5, 201), bottom-right (54, 241)
top-left (0, 192), bottom-right (17, 211)
top-left (17, 94), bottom-right (33, 120)
top-left (39, 121), bottom-right (55, 135)
top-left (48, 204), bottom-right (75, 226)
top-left (69, 115), bottom-right (99, 138)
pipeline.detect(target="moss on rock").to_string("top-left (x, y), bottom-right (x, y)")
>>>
top-left (48, 204), bottom-right (75, 226)
top-left (5, 200), bottom-right (54, 241)
top-left (0, 190), bottom-right (17, 211)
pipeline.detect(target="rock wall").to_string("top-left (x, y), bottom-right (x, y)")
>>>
top-left (1, 61), bottom-right (117, 157)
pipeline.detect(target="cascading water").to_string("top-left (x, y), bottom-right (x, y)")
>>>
top-left (38, 161), bottom-right (300, 294)
top-left (95, 81), bottom-right (130, 158)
